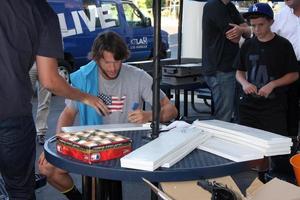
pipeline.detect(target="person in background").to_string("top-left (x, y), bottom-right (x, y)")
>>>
top-left (0, 1), bottom-right (108, 199)
top-left (271, 0), bottom-right (300, 137)
top-left (235, 3), bottom-right (299, 181)
top-left (236, 2), bottom-right (298, 137)
top-left (38, 31), bottom-right (178, 200)
top-left (202, 0), bottom-right (251, 122)
top-left (29, 62), bottom-right (52, 145)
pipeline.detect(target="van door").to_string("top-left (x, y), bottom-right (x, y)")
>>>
top-left (121, 2), bottom-right (153, 61)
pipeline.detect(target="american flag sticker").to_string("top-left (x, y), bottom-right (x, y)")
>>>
top-left (98, 93), bottom-right (126, 112)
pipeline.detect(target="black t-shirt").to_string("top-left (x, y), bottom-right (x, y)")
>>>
top-left (0, 0), bottom-right (63, 120)
top-left (235, 34), bottom-right (299, 105)
top-left (202, 0), bottom-right (245, 75)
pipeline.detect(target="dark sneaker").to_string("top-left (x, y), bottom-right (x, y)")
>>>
top-left (37, 135), bottom-right (45, 145)
top-left (35, 174), bottom-right (47, 189)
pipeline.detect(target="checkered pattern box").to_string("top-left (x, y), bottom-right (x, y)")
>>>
top-left (56, 130), bottom-right (132, 164)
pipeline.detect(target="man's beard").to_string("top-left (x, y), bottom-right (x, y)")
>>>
top-left (100, 65), bottom-right (121, 80)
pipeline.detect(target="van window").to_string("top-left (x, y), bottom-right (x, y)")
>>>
top-left (81, 1), bottom-right (119, 28)
top-left (101, 3), bottom-right (120, 27)
top-left (82, 0), bottom-right (98, 16)
top-left (122, 3), bottom-right (144, 27)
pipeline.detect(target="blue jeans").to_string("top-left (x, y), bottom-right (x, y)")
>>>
top-left (0, 116), bottom-right (36, 200)
top-left (204, 71), bottom-right (236, 122)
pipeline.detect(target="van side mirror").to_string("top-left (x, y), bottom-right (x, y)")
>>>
top-left (144, 17), bottom-right (151, 27)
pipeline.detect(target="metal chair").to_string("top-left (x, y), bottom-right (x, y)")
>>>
top-left (191, 85), bottom-right (214, 115)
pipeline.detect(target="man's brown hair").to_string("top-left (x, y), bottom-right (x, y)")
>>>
top-left (90, 31), bottom-right (130, 61)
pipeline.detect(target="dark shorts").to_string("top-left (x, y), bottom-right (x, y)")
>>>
top-left (0, 116), bottom-right (36, 200)
top-left (286, 61), bottom-right (300, 136)
top-left (238, 97), bottom-right (287, 136)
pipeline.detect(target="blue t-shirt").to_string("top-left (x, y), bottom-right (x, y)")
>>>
top-left (67, 63), bottom-right (166, 124)
top-left (0, 0), bottom-right (63, 120)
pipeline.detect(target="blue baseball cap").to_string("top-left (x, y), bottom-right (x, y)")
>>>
top-left (243, 3), bottom-right (274, 19)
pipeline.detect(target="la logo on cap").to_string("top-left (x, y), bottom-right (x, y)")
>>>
top-left (252, 5), bottom-right (258, 11)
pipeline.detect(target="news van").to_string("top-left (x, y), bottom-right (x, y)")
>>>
top-left (47, 0), bottom-right (170, 81)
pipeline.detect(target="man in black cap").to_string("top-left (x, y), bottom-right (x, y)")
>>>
top-left (235, 3), bottom-right (299, 136)
top-left (235, 3), bottom-right (299, 181)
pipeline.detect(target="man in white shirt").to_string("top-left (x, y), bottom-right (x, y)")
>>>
top-left (29, 62), bottom-right (52, 145)
top-left (271, 0), bottom-right (300, 176)
top-left (272, 0), bottom-right (300, 137)
top-left (272, 0), bottom-right (300, 61)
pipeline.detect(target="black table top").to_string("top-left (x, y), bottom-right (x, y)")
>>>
top-left (44, 130), bottom-right (262, 182)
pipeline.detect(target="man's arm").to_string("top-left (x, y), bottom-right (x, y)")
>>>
top-left (226, 23), bottom-right (251, 43)
top-left (159, 96), bottom-right (178, 122)
top-left (56, 106), bottom-right (77, 134)
top-left (240, 23), bottom-right (252, 39)
top-left (258, 72), bottom-right (299, 98)
top-left (36, 56), bottom-right (110, 116)
top-left (128, 97), bottom-right (178, 123)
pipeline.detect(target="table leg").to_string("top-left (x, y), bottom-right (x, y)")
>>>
top-left (95, 179), bottom-right (123, 200)
top-left (175, 89), bottom-right (180, 119)
top-left (165, 88), bottom-right (172, 99)
top-left (82, 176), bottom-right (92, 200)
top-left (183, 90), bottom-right (188, 117)
top-left (95, 179), bottom-right (107, 200)
top-left (191, 90), bottom-right (204, 113)
top-left (109, 180), bottom-right (122, 200)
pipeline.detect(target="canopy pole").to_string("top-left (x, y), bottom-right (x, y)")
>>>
top-left (151, 0), bottom-right (162, 139)
top-left (177, 0), bottom-right (183, 64)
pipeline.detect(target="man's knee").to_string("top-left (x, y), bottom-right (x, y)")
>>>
top-left (39, 162), bottom-right (51, 176)
top-left (39, 163), bottom-right (67, 179)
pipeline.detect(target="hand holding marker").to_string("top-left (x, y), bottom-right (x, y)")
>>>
top-left (131, 102), bottom-right (139, 111)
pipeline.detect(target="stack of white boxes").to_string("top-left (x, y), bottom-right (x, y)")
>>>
top-left (120, 126), bottom-right (210, 171)
top-left (120, 120), bottom-right (293, 171)
top-left (195, 120), bottom-right (292, 162)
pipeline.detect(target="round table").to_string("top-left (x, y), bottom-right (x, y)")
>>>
top-left (44, 129), bottom-right (262, 199)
